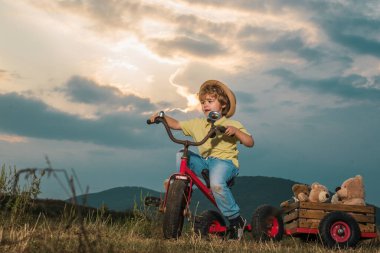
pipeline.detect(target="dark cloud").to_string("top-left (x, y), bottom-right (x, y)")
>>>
top-left (177, 0), bottom-right (336, 16)
top-left (242, 29), bottom-right (325, 63)
top-left (148, 35), bottom-right (227, 58)
top-left (308, 2), bottom-right (380, 58)
top-left (56, 0), bottom-right (147, 33)
top-left (180, 0), bottom-right (380, 60)
top-left (235, 91), bottom-right (255, 104)
top-left (267, 68), bottom-right (380, 102)
top-left (61, 76), bottom-right (156, 112)
top-left (235, 91), bottom-right (257, 113)
top-left (36, 1), bottom-right (236, 59)
top-left (0, 93), bottom-right (163, 149)
top-left (374, 75), bottom-right (380, 86)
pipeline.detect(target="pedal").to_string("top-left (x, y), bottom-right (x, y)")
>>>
top-left (144, 196), bottom-right (162, 207)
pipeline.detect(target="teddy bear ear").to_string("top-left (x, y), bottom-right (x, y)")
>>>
top-left (311, 182), bottom-right (319, 189)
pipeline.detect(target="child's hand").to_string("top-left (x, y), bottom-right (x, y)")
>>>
top-left (149, 112), bottom-right (160, 123)
top-left (225, 126), bottom-right (238, 136)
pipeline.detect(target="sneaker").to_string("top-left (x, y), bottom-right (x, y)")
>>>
top-left (228, 215), bottom-right (247, 240)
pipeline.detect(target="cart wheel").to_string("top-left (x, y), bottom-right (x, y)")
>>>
top-left (319, 211), bottom-right (360, 248)
top-left (251, 205), bottom-right (284, 241)
top-left (194, 210), bottom-right (226, 238)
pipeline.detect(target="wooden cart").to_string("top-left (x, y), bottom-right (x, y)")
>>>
top-left (282, 202), bottom-right (377, 248)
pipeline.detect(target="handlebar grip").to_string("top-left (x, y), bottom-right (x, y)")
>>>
top-left (218, 126), bottom-right (226, 133)
top-left (147, 117), bottom-right (162, 125)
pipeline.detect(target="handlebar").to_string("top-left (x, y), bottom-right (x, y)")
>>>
top-left (147, 117), bottom-right (226, 147)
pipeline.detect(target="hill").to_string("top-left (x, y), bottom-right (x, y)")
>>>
top-left (73, 176), bottom-right (380, 225)
top-left (73, 186), bottom-right (162, 211)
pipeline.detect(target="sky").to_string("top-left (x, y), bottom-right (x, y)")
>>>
top-left (0, 0), bottom-right (379, 206)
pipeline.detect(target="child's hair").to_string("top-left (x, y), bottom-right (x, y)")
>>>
top-left (198, 84), bottom-right (230, 116)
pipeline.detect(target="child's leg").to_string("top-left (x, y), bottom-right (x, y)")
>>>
top-left (176, 150), bottom-right (206, 177)
top-left (208, 158), bottom-right (240, 219)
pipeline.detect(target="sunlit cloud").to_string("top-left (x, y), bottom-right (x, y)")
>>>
top-left (169, 68), bottom-right (200, 113)
top-left (0, 134), bottom-right (28, 143)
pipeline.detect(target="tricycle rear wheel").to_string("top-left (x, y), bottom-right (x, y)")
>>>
top-left (194, 210), bottom-right (226, 238)
top-left (251, 205), bottom-right (284, 241)
top-left (163, 180), bottom-right (188, 239)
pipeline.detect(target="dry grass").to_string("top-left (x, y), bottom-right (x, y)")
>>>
top-left (1, 164), bottom-right (379, 253)
top-left (0, 210), bottom-right (379, 253)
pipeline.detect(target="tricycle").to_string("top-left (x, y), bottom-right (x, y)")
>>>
top-left (146, 111), bottom-right (284, 240)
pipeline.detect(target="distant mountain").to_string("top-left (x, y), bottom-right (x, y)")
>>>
top-left (74, 186), bottom-right (162, 211)
top-left (73, 176), bottom-right (380, 225)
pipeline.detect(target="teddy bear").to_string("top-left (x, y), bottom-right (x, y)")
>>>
top-left (280, 183), bottom-right (311, 207)
top-left (331, 175), bottom-right (366, 206)
top-left (308, 182), bottom-right (330, 203)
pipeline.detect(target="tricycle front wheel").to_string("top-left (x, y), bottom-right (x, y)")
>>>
top-left (163, 180), bottom-right (188, 239)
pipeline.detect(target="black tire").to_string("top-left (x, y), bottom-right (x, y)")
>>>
top-left (163, 180), bottom-right (188, 239)
top-left (252, 205), bottom-right (284, 241)
top-left (319, 211), bottom-right (360, 248)
top-left (194, 210), bottom-right (226, 238)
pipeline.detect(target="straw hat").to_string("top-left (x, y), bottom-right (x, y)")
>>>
top-left (199, 80), bottom-right (236, 118)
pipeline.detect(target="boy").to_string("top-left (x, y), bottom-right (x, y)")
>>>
top-left (150, 80), bottom-right (254, 240)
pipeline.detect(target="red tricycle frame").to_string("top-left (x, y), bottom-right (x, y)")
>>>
top-left (161, 153), bottom-right (252, 233)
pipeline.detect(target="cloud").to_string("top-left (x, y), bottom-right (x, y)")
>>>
top-left (0, 92), bottom-right (163, 149)
top-left (61, 76), bottom-right (156, 112)
top-left (241, 27), bottom-right (325, 63)
top-left (148, 35), bottom-right (227, 58)
top-left (32, 0), bottom-right (236, 61)
top-left (268, 68), bottom-right (380, 102)
top-left (0, 69), bottom-right (6, 80)
top-left (0, 134), bottom-right (27, 143)
top-left (322, 20), bottom-right (380, 58)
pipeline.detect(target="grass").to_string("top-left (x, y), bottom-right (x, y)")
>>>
top-left (0, 164), bottom-right (379, 252)
top-left (1, 205), bottom-right (379, 253)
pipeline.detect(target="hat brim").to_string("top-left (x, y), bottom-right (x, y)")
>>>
top-left (200, 80), bottom-right (236, 118)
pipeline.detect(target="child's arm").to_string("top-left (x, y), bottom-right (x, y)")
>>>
top-left (225, 126), bottom-right (254, 147)
top-left (149, 112), bottom-right (182, 130)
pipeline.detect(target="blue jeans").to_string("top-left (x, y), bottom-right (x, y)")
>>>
top-left (176, 150), bottom-right (240, 219)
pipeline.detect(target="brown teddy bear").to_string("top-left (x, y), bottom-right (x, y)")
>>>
top-left (331, 175), bottom-right (366, 206)
top-left (280, 183), bottom-right (310, 207)
top-left (309, 182), bottom-right (330, 203)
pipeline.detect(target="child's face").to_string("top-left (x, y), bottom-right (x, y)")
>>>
top-left (200, 94), bottom-right (225, 117)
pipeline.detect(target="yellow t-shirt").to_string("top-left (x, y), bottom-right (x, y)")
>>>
top-left (179, 117), bottom-right (251, 168)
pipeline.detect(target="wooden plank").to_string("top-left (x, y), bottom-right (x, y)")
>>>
top-left (297, 218), bottom-right (375, 233)
top-left (299, 209), bottom-right (325, 220)
top-left (359, 223), bottom-right (376, 233)
top-left (297, 221), bottom-right (376, 233)
top-left (281, 202), bottom-right (299, 214)
top-left (284, 210), bottom-right (299, 223)
top-left (284, 220), bottom-right (299, 230)
top-left (298, 209), bottom-right (375, 223)
top-left (299, 202), bottom-right (375, 214)
top-left (299, 218), bottom-right (320, 229)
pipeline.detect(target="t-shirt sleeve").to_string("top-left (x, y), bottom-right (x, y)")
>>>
top-left (179, 118), bottom-right (197, 136)
top-left (231, 120), bottom-right (251, 136)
